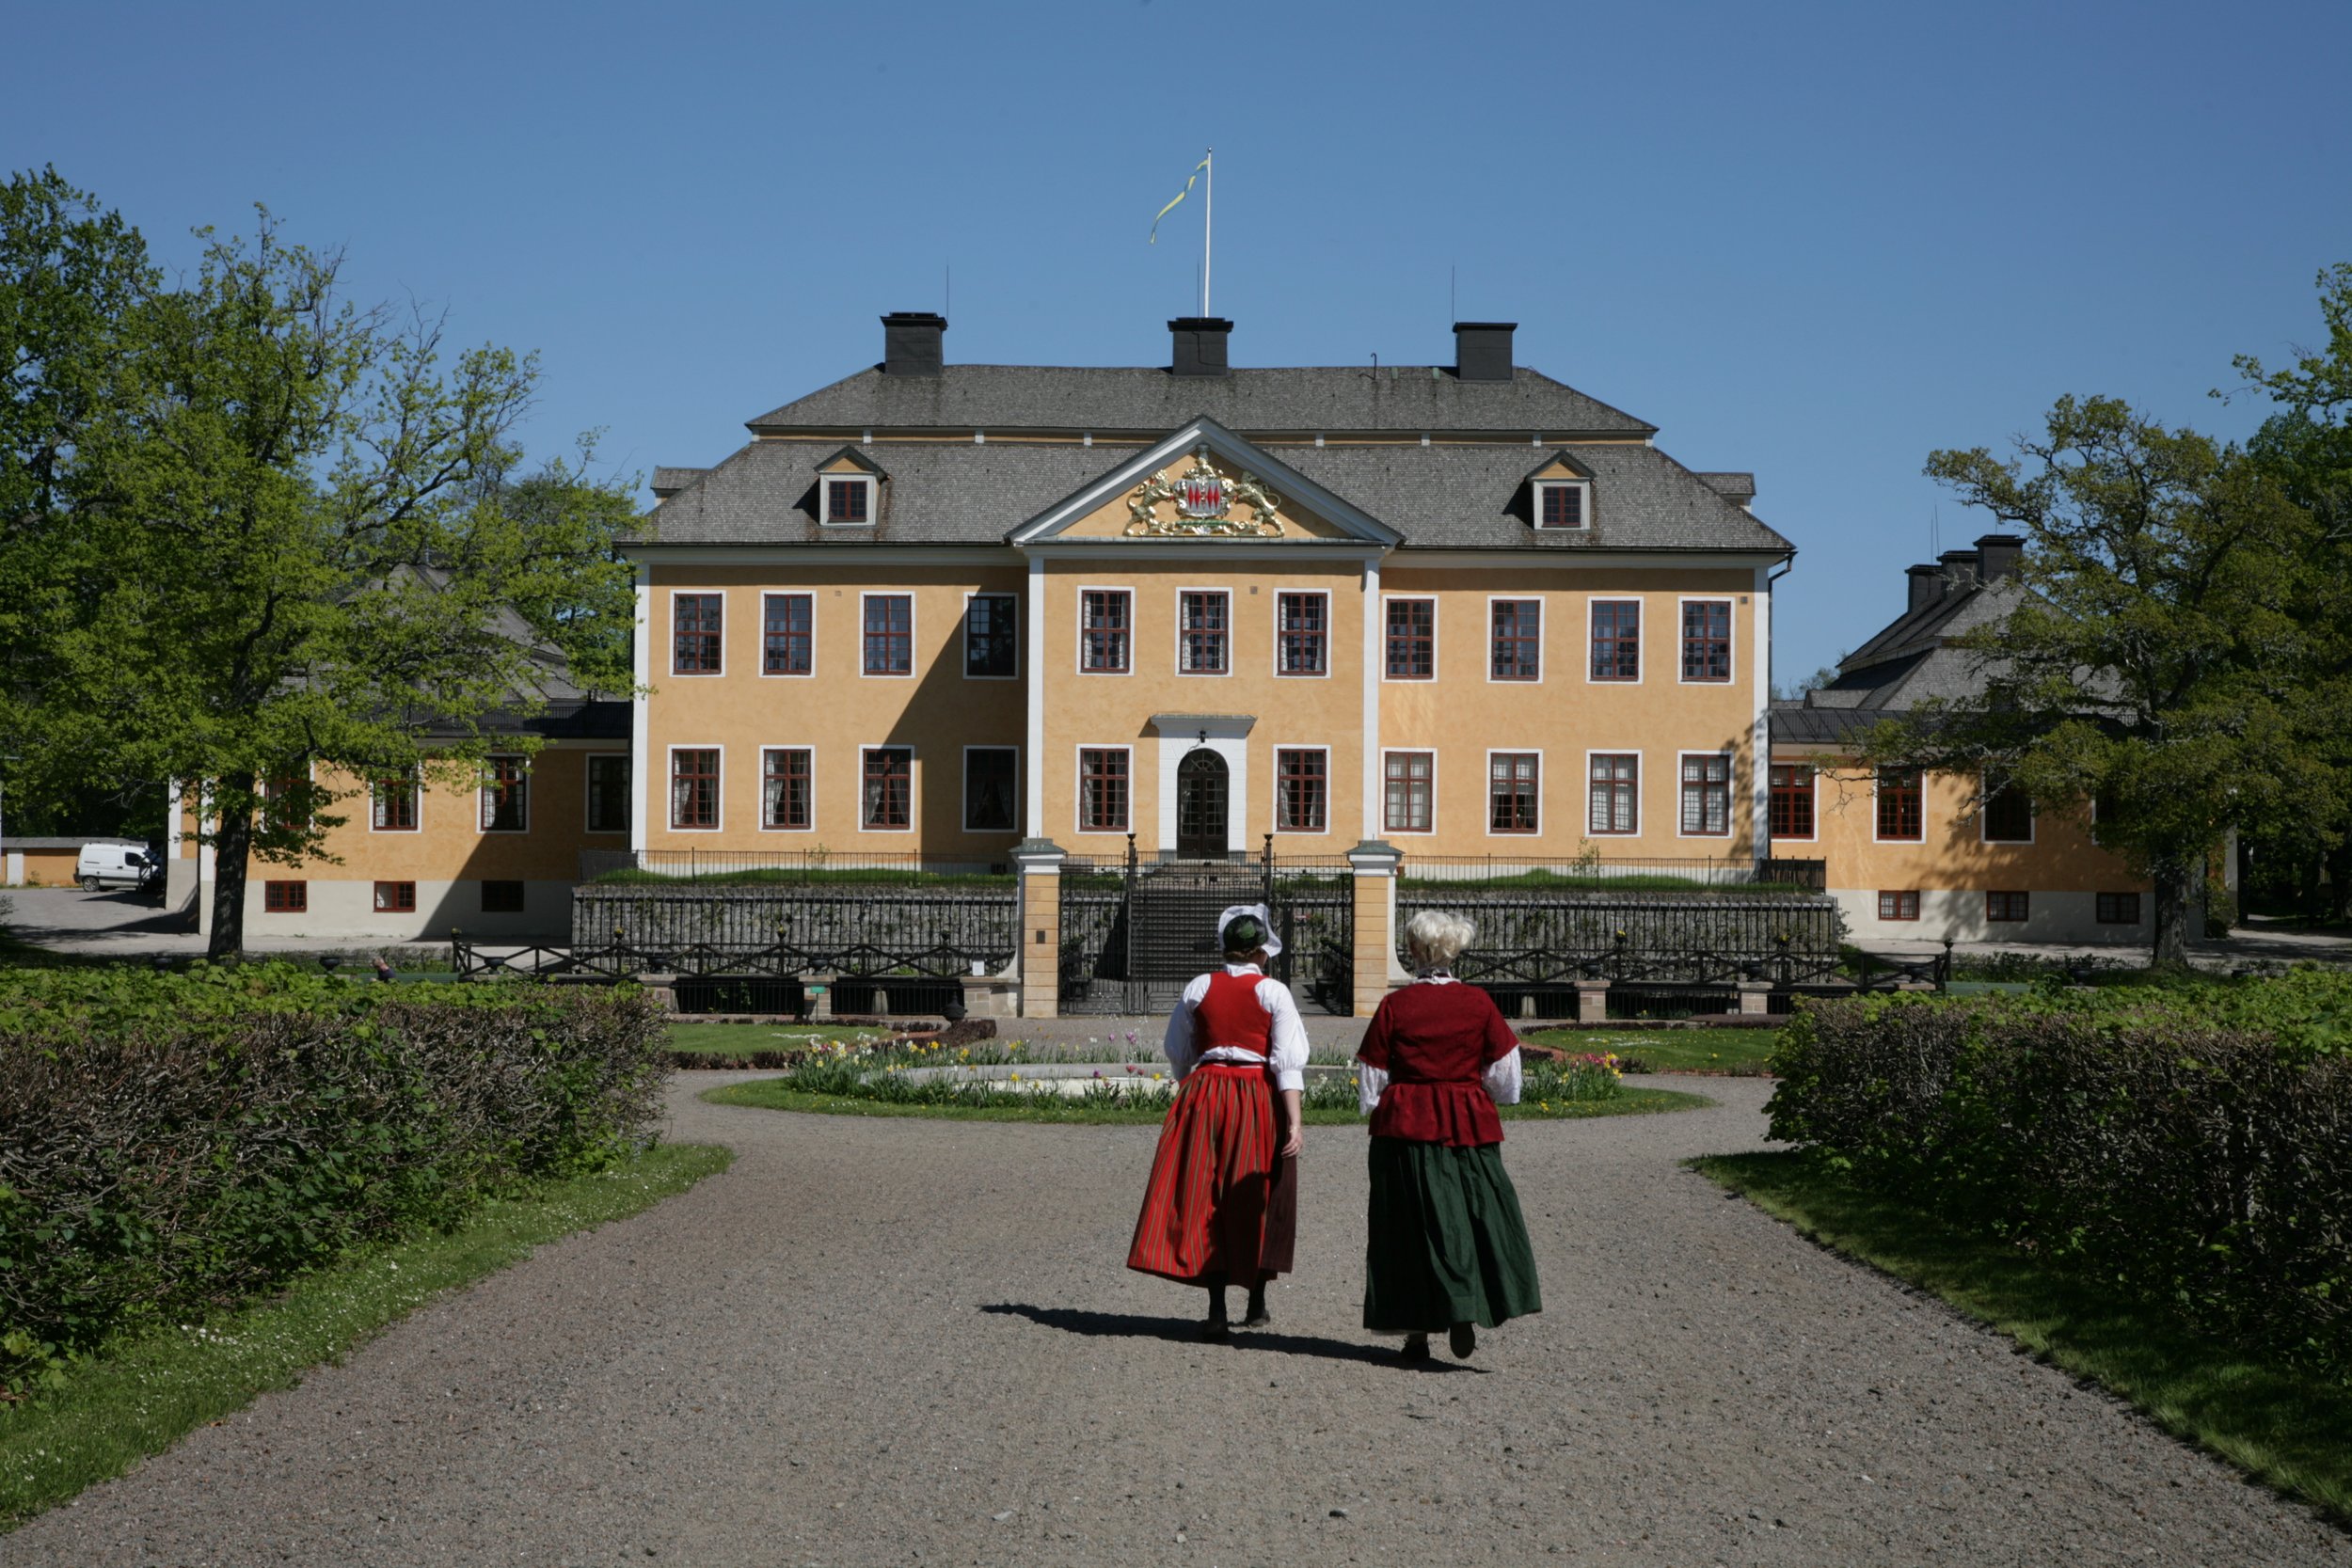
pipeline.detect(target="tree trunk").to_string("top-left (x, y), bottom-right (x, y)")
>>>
top-left (207, 783), bottom-right (255, 960)
top-left (2151, 856), bottom-right (2193, 968)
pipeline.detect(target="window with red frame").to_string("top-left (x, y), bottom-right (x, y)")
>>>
top-left (824, 477), bottom-right (869, 523)
top-left (1986, 890), bottom-right (2030, 923)
top-left (1277, 593), bottom-right (1327, 674)
top-left (480, 880), bottom-right (525, 913)
top-left (1080, 591), bottom-right (1131, 673)
top-left (964, 594), bottom-right (1017, 677)
top-left (1179, 591), bottom-right (1230, 673)
top-left (863, 594), bottom-right (913, 675)
top-left (1490, 599), bottom-right (1541, 681)
top-left (1982, 777), bottom-right (2034, 842)
top-left (373, 880), bottom-right (416, 912)
top-left (673, 594), bottom-right (723, 673)
top-left (1276, 749), bottom-right (1327, 832)
top-left (2096, 892), bottom-right (2141, 924)
top-left (1588, 753), bottom-right (1638, 834)
top-left (670, 749), bottom-right (720, 829)
top-left (263, 880), bottom-right (307, 912)
top-left (1078, 748), bottom-right (1129, 832)
top-left (1537, 483), bottom-right (1585, 530)
top-left (372, 772), bottom-right (419, 832)
top-left (1877, 890), bottom-right (1920, 921)
top-left (1385, 598), bottom-right (1435, 679)
top-left (1769, 763), bottom-right (1815, 839)
top-left (862, 747), bottom-right (913, 830)
top-left (479, 755), bottom-right (528, 832)
top-left (762, 593), bottom-right (812, 675)
top-left (1384, 752), bottom-right (1433, 833)
top-left (762, 747), bottom-right (812, 831)
top-left (1488, 752), bottom-right (1539, 833)
top-left (1589, 600), bottom-right (1640, 681)
top-left (1680, 599), bottom-right (1731, 682)
top-left (1679, 753), bottom-right (1732, 835)
top-left (1876, 767), bottom-right (1924, 840)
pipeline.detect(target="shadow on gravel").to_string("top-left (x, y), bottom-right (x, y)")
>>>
top-left (981, 1303), bottom-right (1487, 1372)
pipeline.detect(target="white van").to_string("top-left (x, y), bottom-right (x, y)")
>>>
top-left (75, 843), bottom-right (154, 892)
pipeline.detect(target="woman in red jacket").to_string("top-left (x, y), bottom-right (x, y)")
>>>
top-left (1127, 905), bottom-right (1309, 1340)
top-left (1356, 909), bottom-right (1542, 1360)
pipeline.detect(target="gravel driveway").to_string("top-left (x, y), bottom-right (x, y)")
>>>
top-left (8, 1073), bottom-right (2344, 1567)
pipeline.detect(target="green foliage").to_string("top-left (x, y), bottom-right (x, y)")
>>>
top-left (1765, 975), bottom-right (2352, 1377)
top-left (0, 966), bottom-right (670, 1394)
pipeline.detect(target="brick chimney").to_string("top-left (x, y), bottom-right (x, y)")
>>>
top-left (1453, 321), bottom-right (1517, 382)
top-left (1168, 317), bottom-right (1232, 377)
top-left (881, 312), bottom-right (946, 377)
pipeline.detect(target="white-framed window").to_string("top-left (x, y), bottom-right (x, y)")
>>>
top-left (1677, 752), bottom-right (1733, 837)
top-left (1768, 763), bottom-right (1815, 842)
top-left (480, 754), bottom-right (529, 832)
top-left (671, 591), bottom-right (723, 675)
top-left (1534, 479), bottom-right (1590, 531)
top-left (821, 474), bottom-right (875, 526)
top-left (668, 746), bottom-right (722, 832)
top-left (1587, 751), bottom-right (1639, 835)
top-left (1275, 590), bottom-right (1330, 676)
top-left (762, 592), bottom-right (814, 677)
top-left (1383, 750), bottom-right (1436, 834)
top-left (1487, 751), bottom-right (1540, 835)
top-left (585, 754), bottom-right (630, 834)
top-left (1981, 773), bottom-right (2035, 844)
top-left (861, 592), bottom-right (914, 677)
top-left (963, 593), bottom-right (1019, 679)
top-left (1874, 766), bottom-right (1925, 843)
top-left (963, 746), bottom-right (1019, 832)
top-left (1588, 597), bottom-right (1642, 683)
top-left (1078, 588), bottom-right (1133, 674)
top-left (1177, 589), bottom-right (1231, 675)
top-left (760, 746), bottom-right (814, 832)
top-left (1489, 596), bottom-right (1542, 682)
top-left (860, 746), bottom-right (915, 832)
top-left (1076, 745), bottom-right (1132, 833)
top-left (1677, 596), bottom-right (1734, 684)
top-left (1273, 746), bottom-right (1329, 834)
top-left (371, 769), bottom-right (421, 832)
top-left (1383, 595), bottom-right (1437, 680)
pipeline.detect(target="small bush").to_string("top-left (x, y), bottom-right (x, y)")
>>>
top-left (0, 965), bottom-right (668, 1394)
top-left (1767, 976), bottom-right (2352, 1378)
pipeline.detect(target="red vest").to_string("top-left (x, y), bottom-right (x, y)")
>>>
top-left (1194, 971), bottom-right (1273, 1052)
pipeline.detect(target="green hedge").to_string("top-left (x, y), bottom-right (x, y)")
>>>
top-left (1766, 974), bottom-right (2352, 1377)
top-left (0, 965), bottom-right (670, 1394)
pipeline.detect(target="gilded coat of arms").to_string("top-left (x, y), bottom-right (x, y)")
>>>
top-left (1126, 448), bottom-right (1283, 536)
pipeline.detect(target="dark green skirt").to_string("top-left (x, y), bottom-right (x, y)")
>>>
top-left (1363, 1136), bottom-right (1543, 1333)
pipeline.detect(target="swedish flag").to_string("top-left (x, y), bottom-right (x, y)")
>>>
top-left (1150, 154), bottom-right (1211, 244)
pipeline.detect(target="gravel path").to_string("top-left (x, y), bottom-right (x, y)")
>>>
top-left (9, 1073), bottom-right (2344, 1567)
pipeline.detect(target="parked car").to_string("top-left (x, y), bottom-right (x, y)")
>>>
top-left (75, 842), bottom-right (155, 892)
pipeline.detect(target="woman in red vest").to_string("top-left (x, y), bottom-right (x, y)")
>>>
top-left (1356, 909), bottom-right (1542, 1360)
top-left (1126, 904), bottom-right (1309, 1339)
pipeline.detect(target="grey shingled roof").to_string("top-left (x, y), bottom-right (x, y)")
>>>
top-left (746, 365), bottom-right (1659, 438)
top-left (633, 436), bottom-right (1790, 554)
top-left (1769, 703), bottom-right (1890, 746)
top-left (650, 467), bottom-right (707, 498)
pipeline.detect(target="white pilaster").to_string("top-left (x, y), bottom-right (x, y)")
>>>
top-left (1360, 556), bottom-right (1382, 838)
top-left (1752, 562), bottom-right (1773, 861)
top-left (1025, 552), bottom-right (1046, 838)
top-left (630, 562), bottom-right (651, 857)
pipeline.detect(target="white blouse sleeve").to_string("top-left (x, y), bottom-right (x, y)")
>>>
top-left (1255, 976), bottom-right (1311, 1093)
top-left (1355, 1062), bottom-right (1389, 1117)
top-left (1163, 974), bottom-right (1212, 1080)
top-left (1483, 1046), bottom-right (1523, 1106)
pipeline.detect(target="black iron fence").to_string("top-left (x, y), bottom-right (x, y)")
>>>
top-left (570, 884), bottom-right (1018, 979)
top-left (1397, 890), bottom-right (1847, 989)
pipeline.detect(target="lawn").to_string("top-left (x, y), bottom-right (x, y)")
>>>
top-left (0, 1143), bottom-right (732, 1528)
top-left (1523, 1026), bottom-right (1780, 1075)
top-left (705, 1075), bottom-right (1708, 1125)
top-left (1695, 1150), bottom-right (2352, 1527)
top-left (667, 1021), bottom-right (889, 1057)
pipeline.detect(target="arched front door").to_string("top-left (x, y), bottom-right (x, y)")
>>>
top-left (1175, 750), bottom-right (1229, 860)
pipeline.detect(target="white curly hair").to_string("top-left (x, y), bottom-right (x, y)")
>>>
top-left (1403, 910), bottom-right (1476, 971)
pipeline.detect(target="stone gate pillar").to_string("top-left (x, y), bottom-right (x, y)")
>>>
top-left (1346, 840), bottom-right (1406, 1019)
top-left (1012, 839), bottom-right (1066, 1020)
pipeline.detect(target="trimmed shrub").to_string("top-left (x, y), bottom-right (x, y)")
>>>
top-left (0, 966), bottom-right (668, 1393)
top-left (1767, 979), bottom-right (2352, 1377)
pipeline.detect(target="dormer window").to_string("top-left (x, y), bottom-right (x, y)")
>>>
top-left (823, 475), bottom-right (873, 525)
top-left (1534, 480), bottom-right (1588, 531)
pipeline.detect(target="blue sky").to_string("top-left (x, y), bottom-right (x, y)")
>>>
top-left (8, 0), bottom-right (2348, 682)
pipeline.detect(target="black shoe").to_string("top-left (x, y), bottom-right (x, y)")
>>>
top-left (1240, 1306), bottom-right (1272, 1328)
top-left (1201, 1317), bottom-right (1231, 1342)
top-left (1399, 1334), bottom-right (1431, 1362)
top-left (1449, 1322), bottom-right (1476, 1360)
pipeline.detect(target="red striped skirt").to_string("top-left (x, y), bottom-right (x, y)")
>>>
top-left (1126, 1063), bottom-right (1296, 1286)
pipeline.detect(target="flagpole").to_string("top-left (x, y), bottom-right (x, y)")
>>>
top-left (1202, 148), bottom-right (1213, 317)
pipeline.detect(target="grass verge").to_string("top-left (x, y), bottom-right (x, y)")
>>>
top-left (1693, 1150), bottom-right (2352, 1526)
top-left (1525, 1027), bottom-right (1780, 1075)
top-left (704, 1079), bottom-right (1708, 1125)
top-left (0, 1142), bottom-right (732, 1530)
top-left (666, 1021), bottom-right (887, 1057)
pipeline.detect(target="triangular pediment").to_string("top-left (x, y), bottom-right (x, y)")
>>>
top-left (1009, 418), bottom-right (1399, 546)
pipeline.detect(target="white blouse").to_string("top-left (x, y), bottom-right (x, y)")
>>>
top-left (1162, 963), bottom-right (1312, 1092)
top-left (1353, 971), bottom-right (1524, 1116)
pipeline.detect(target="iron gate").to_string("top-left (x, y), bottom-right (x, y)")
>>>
top-left (1057, 838), bottom-right (1354, 1016)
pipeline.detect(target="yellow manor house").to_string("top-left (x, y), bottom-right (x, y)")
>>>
top-left (168, 312), bottom-right (2149, 954)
